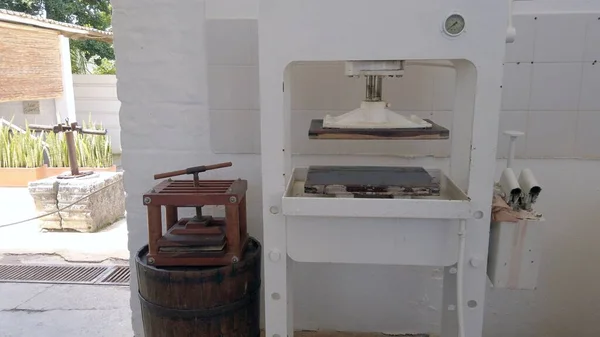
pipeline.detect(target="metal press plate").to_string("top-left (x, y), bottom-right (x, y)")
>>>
top-left (304, 166), bottom-right (440, 197)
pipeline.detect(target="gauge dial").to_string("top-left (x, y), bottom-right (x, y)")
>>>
top-left (444, 14), bottom-right (465, 36)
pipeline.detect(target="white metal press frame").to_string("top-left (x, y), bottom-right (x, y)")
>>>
top-left (259, 1), bottom-right (509, 336)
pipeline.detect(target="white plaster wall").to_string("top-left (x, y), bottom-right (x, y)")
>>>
top-left (73, 75), bottom-right (122, 154)
top-left (0, 99), bottom-right (56, 127)
top-left (113, 0), bottom-right (600, 336)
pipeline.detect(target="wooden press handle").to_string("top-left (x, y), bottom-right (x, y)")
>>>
top-left (153, 162), bottom-right (233, 180)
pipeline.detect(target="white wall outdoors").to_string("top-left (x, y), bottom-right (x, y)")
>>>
top-left (73, 75), bottom-right (122, 154)
top-left (0, 99), bottom-right (56, 127)
top-left (0, 75), bottom-right (122, 154)
top-left (113, 0), bottom-right (600, 336)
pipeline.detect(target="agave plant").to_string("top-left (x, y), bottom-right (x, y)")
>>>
top-left (46, 114), bottom-right (113, 168)
top-left (0, 123), bottom-right (45, 168)
top-left (45, 131), bottom-right (68, 167)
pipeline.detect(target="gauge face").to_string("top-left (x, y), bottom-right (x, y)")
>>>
top-left (444, 14), bottom-right (465, 36)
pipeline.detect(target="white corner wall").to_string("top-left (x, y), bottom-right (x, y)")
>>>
top-left (113, 0), bottom-right (600, 336)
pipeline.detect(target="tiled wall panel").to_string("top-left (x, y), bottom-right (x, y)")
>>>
top-left (209, 12), bottom-right (600, 159)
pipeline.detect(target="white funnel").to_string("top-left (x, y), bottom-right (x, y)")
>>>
top-left (323, 101), bottom-right (432, 129)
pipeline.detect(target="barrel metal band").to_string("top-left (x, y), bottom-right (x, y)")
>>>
top-left (138, 282), bottom-right (261, 320)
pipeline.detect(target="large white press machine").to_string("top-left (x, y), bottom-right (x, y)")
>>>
top-left (258, 1), bottom-right (543, 336)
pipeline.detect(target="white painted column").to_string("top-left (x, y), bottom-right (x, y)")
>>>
top-left (54, 35), bottom-right (77, 124)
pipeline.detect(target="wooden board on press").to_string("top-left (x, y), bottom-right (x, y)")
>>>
top-left (158, 244), bottom-right (226, 254)
top-left (157, 225), bottom-right (227, 256)
top-left (157, 232), bottom-right (226, 247)
top-left (308, 119), bottom-right (449, 140)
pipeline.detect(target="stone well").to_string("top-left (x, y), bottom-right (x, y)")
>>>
top-left (28, 171), bottom-right (125, 232)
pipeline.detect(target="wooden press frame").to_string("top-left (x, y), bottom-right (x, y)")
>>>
top-left (258, 1), bottom-right (508, 337)
top-left (143, 179), bottom-right (249, 266)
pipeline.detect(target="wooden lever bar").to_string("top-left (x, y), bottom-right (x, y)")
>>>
top-left (154, 162), bottom-right (233, 180)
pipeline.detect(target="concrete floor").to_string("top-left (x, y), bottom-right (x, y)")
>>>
top-left (0, 280), bottom-right (409, 337)
top-left (0, 177), bottom-right (134, 336)
top-left (0, 187), bottom-right (129, 262)
top-left (0, 282), bottom-right (133, 337)
top-left (0, 280), bottom-right (424, 337)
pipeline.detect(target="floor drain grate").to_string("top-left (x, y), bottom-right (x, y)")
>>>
top-left (97, 266), bottom-right (130, 286)
top-left (0, 264), bottom-right (130, 286)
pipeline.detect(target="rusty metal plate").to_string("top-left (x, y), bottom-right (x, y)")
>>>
top-left (304, 166), bottom-right (440, 198)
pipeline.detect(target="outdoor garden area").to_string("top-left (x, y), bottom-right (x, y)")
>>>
top-left (0, 116), bottom-right (127, 262)
top-left (0, 116), bottom-right (115, 187)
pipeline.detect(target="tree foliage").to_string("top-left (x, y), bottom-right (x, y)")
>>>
top-left (0, 0), bottom-right (113, 73)
top-left (94, 58), bottom-right (116, 75)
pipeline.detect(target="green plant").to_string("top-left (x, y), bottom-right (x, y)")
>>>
top-left (45, 131), bottom-right (68, 167)
top-left (45, 115), bottom-right (113, 168)
top-left (71, 47), bottom-right (91, 75)
top-left (93, 58), bottom-right (116, 75)
top-left (0, 124), bottom-right (45, 168)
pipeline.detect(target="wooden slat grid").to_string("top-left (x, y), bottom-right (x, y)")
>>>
top-left (157, 180), bottom-right (234, 194)
top-left (0, 22), bottom-right (63, 103)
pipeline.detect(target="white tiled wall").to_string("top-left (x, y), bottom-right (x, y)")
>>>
top-left (209, 12), bottom-right (600, 160)
top-left (206, 19), bottom-right (260, 154)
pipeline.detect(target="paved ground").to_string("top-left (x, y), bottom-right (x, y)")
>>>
top-left (0, 164), bottom-right (133, 337)
top-left (0, 281), bottom-right (390, 337)
top-left (0, 282), bottom-right (133, 337)
top-left (0, 187), bottom-right (129, 262)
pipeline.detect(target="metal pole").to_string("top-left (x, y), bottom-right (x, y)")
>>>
top-left (503, 130), bottom-right (524, 169)
top-left (365, 75), bottom-right (383, 101)
top-left (66, 122), bottom-right (81, 176)
top-left (374, 76), bottom-right (383, 101)
top-left (193, 172), bottom-right (203, 219)
top-left (65, 130), bottom-right (79, 176)
top-left (365, 75), bottom-right (375, 101)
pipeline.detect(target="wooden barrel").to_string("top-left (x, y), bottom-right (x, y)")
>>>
top-left (135, 237), bottom-right (261, 337)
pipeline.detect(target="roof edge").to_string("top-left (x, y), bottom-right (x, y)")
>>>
top-left (0, 9), bottom-right (113, 43)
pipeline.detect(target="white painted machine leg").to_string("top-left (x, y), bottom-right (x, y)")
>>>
top-left (441, 265), bottom-right (458, 337)
top-left (264, 213), bottom-right (292, 337)
top-left (460, 219), bottom-right (489, 337)
top-left (442, 219), bottom-right (489, 337)
top-left (287, 256), bottom-right (294, 337)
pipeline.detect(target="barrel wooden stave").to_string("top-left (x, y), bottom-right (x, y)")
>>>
top-left (136, 237), bottom-right (261, 337)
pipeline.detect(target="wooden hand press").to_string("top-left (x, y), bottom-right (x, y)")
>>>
top-left (143, 162), bottom-right (249, 267)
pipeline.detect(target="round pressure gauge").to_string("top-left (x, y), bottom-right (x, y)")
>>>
top-left (443, 13), bottom-right (465, 37)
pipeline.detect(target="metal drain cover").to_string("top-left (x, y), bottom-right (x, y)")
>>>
top-left (97, 266), bottom-right (130, 285)
top-left (0, 264), bottom-right (130, 286)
